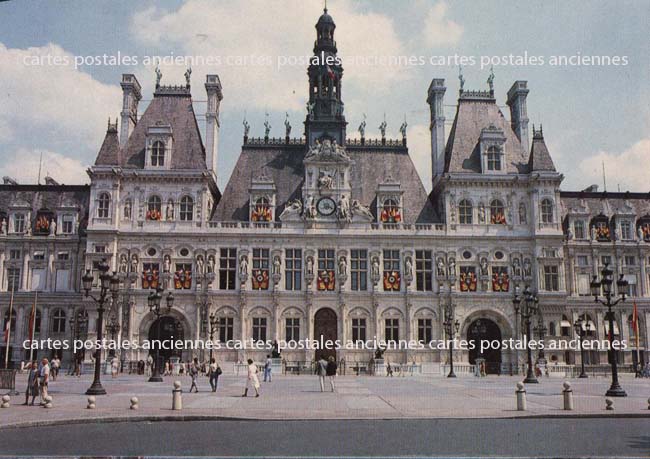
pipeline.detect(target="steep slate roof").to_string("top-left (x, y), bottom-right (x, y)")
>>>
top-left (444, 95), bottom-right (529, 174)
top-left (94, 124), bottom-right (120, 166)
top-left (528, 128), bottom-right (556, 172)
top-left (560, 191), bottom-right (650, 219)
top-left (213, 145), bottom-right (437, 224)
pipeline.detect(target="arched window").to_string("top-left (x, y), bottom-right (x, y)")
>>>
top-left (146, 196), bottom-right (162, 221)
top-left (490, 199), bottom-right (506, 224)
top-left (487, 146), bottom-right (501, 171)
top-left (27, 310), bottom-right (42, 335)
top-left (251, 197), bottom-right (271, 222)
top-left (541, 199), bottom-right (554, 223)
top-left (179, 196), bottom-right (194, 221)
top-left (380, 199), bottom-right (401, 223)
top-left (458, 199), bottom-right (473, 224)
top-left (151, 141), bottom-right (165, 167)
top-left (97, 193), bottom-right (110, 218)
top-left (51, 309), bottom-right (66, 333)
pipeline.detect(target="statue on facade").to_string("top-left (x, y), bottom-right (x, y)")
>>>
top-left (480, 257), bottom-right (488, 276)
top-left (306, 101), bottom-right (315, 117)
top-left (166, 200), bottom-right (174, 221)
top-left (306, 256), bottom-right (314, 276)
top-left (487, 66), bottom-right (495, 91)
top-left (284, 113), bottom-right (291, 137)
top-left (239, 255), bottom-right (248, 277)
top-left (243, 118), bottom-right (250, 138)
top-left (404, 256), bottom-right (413, 279)
top-left (0, 218), bottom-right (6, 235)
top-left (338, 256), bottom-right (347, 277)
top-left (638, 225), bottom-right (645, 241)
top-left (358, 114), bottom-right (366, 138)
top-left (458, 65), bottom-right (465, 92)
top-left (590, 225), bottom-right (597, 241)
top-left (207, 255), bottom-right (215, 274)
top-left (264, 115), bottom-right (271, 138)
top-left (338, 194), bottom-right (350, 222)
top-left (163, 255), bottom-right (171, 273)
top-left (478, 204), bottom-right (486, 223)
top-left (184, 67), bottom-right (192, 87)
top-left (123, 200), bottom-right (132, 220)
top-left (523, 258), bottom-right (532, 277)
top-left (279, 199), bottom-right (302, 220)
top-left (351, 200), bottom-right (373, 221)
top-left (196, 254), bottom-right (205, 275)
top-left (518, 203), bottom-right (527, 224)
top-left (155, 66), bottom-right (162, 87)
top-left (378, 118), bottom-right (387, 140)
top-left (273, 255), bottom-right (281, 275)
top-left (448, 257), bottom-right (456, 277)
top-left (436, 257), bottom-right (446, 276)
top-left (119, 254), bottom-right (128, 273)
top-left (49, 219), bottom-right (56, 236)
top-left (130, 254), bottom-right (139, 273)
top-left (399, 120), bottom-right (407, 141)
top-left (317, 170), bottom-right (334, 190)
top-left (512, 257), bottom-right (522, 277)
top-left (304, 195), bottom-right (317, 219)
top-left (371, 257), bottom-right (380, 279)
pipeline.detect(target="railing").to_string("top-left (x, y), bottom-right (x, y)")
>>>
top-left (440, 363), bottom-right (475, 376)
top-left (206, 221), bottom-right (448, 234)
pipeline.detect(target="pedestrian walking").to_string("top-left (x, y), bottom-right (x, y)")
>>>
top-left (316, 355), bottom-right (328, 392)
top-left (39, 358), bottom-right (50, 405)
top-left (50, 356), bottom-right (60, 381)
top-left (386, 359), bottom-right (393, 377)
top-left (326, 356), bottom-right (337, 392)
top-left (189, 358), bottom-right (200, 393)
top-left (22, 360), bottom-right (39, 406)
top-left (146, 355), bottom-right (153, 376)
top-left (111, 357), bottom-right (119, 378)
top-left (242, 359), bottom-right (260, 397)
top-left (208, 358), bottom-right (221, 392)
top-left (263, 354), bottom-right (272, 382)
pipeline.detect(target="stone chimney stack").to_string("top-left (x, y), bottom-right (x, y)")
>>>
top-left (205, 74), bottom-right (223, 179)
top-left (427, 78), bottom-right (446, 187)
top-left (119, 74), bottom-right (142, 147)
top-left (506, 81), bottom-right (530, 151)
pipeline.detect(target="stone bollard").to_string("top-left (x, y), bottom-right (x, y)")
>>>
top-left (647, 397), bottom-right (650, 410)
top-left (605, 397), bottom-right (614, 411)
top-left (1, 395), bottom-right (10, 408)
top-left (130, 397), bottom-right (139, 410)
top-left (516, 382), bottom-right (527, 411)
top-left (87, 396), bottom-right (96, 409)
top-left (562, 381), bottom-right (574, 411)
top-left (43, 395), bottom-right (52, 409)
top-left (172, 381), bottom-right (182, 411)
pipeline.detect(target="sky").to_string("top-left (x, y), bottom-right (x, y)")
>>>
top-left (0, 0), bottom-right (648, 193)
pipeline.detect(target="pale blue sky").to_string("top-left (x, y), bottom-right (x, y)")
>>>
top-left (1, 0), bottom-right (648, 191)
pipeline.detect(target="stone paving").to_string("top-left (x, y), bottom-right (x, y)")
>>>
top-left (0, 371), bottom-right (648, 428)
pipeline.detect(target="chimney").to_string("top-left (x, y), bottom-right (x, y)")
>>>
top-left (205, 74), bottom-right (223, 180)
top-left (427, 78), bottom-right (446, 186)
top-left (119, 74), bottom-right (142, 147)
top-left (506, 81), bottom-right (530, 151)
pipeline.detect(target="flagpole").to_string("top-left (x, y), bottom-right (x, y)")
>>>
top-left (4, 286), bottom-right (15, 369)
top-left (29, 291), bottom-right (38, 362)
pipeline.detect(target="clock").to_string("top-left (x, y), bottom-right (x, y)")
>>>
top-left (316, 197), bottom-right (336, 216)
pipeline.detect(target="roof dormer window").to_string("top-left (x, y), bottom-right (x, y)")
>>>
top-left (487, 146), bottom-right (501, 171)
top-left (151, 140), bottom-right (165, 167)
top-left (479, 125), bottom-right (506, 174)
top-left (145, 123), bottom-right (173, 170)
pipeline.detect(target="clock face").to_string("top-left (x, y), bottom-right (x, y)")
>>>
top-left (316, 197), bottom-right (336, 216)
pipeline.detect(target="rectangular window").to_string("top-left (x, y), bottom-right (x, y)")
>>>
top-left (416, 250), bottom-right (433, 292)
top-left (577, 274), bottom-right (591, 296)
top-left (350, 249), bottom-right (368, 291)
top-left (576, 255), bottom-right (589, 267)
top-left (31, 268), bottom-right (46, 291)
top-left (285, 318), bottom-right (300, 342)
top-left (91, 260), bottom-right (101, 287)
top-left (317, 249), bottom-right (336, 291)
top-left (417, 318), bottom-right (432, 344)
top-left (9, 250), bottom-right (21, 260)
top-left (7, 267), bottom-right (20, 291)
top-left (624, 256), bottom-right (636, 266)
top-left (33, 251), bottom-right (45, 260)
top-left (285, 249), bottom-right (302, 291)
top-left (252, 317), bottom-right (267, 342)
top-left (621, 221), bottom-right (632, 240)
top-left (459, 266), bottom-right (477, 292)
top-left (252, 248), bottom-right (270, 290)
top-left (385, 318), bottom-right (399, 343)
top-left (624, 274), bottom-right (637, 297)
top-left (219, 248), bottom-right (237, 290)
top-left (543, 248), bottom-right (557, 258)
top-left (61, 215), bottom-right (74, 234)
top-left (142, 263), bottom-right (160, 290)
top-left (55, 269), bottom-right (70, 292)
top-left (13, 214), bottom-right (25, 233)
top-left (574, 220), bottom-right (586, 239)
top-left (383, 249), bottom-right (401, 292)
top-left (491, 266), bottom-right (510, 292)
top-left (544, 265), bottom-right (559, 291)
top-left (174, 263), bottom-right (192, 290)
top-left (218, 317), bottom-right (234, 343)
top-left (352, 318), bottom-right (366, 342)
top-left (94, 245), bottom-right (106, 253)
top-left (601, 255), bottom-right (612, 267)
top-left (57, 252), bottom-right (69, 261)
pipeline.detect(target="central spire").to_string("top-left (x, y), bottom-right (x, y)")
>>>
top-left (305, 6), bottom-right (346, 146)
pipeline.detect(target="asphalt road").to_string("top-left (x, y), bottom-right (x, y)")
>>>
top-left (0, 418), bottom-right (648, 457)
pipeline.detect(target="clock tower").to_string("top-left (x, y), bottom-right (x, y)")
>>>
top-left (304, 7), bottom-right (347, 146)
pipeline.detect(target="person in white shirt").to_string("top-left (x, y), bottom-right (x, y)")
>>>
top-left (243, 359), bottom-right (260, 397)
top-left (39, 358), bottom-right (50, 405)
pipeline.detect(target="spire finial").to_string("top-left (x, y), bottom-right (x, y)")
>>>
top-left (324, 0), bottom-right (328, 13)
top-left (458, 65), bottom-right (465, 93)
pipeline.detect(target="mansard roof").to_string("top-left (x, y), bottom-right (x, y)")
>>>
top-left (444, 93), bottom-right (529, 174)
top-left (560, 191), bottom-right (650, 219)
top-left (213, 143), bottom-right (438, 224)
top-left (528, 127), bottom-right (556, 172)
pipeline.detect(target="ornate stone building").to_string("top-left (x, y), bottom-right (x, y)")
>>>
top-left (1, 8), bottom-right (648, 372)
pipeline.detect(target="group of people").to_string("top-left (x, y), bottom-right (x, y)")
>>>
top-left (23, 358), bottom-right (50, 406)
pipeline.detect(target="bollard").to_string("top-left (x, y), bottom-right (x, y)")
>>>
top-left (87, 396), bottom-right (96, 409)
top-left (562, 381), bottom-right (574, 411)
top-left (130, 397), bottom-right (139, 410)
top-left (516, 382), bottom-right (527, 411)
top-left (605, 397), bottom-right (614, 411)
top-left (172, 381), bottom-right (182, 411)
top-left (43, 395), bottom-right (52, 409)
top-left (647, 397), bottom-right (650, 410)
top-left (1, 395), bottom-right (10, 408)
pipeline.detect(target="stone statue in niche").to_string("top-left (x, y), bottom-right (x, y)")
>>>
top-left (523, 258), bottom-right (532, 277)
top-left (196, 254), bottom-right (205, 275)
top-left (478, 204), bottom-right (486, 223)
top-left (304, 195), bottom-right (317, 219)
top-left (371, 257), bottom-right (380, 279)
top-left (448, 257), bottom-right (456, 277)
top-left (338, 195), bottom-right (350, 222)
top-left (512, 257), bottom-right (522, 277)
top-left (273, 256), bottom-right (281, 275)
top-left (166, 200), bottom-right (174, 221)
top-left (119, 254), bottom-right (128, 273)
top-left (338, 256), bottom-right (347, 277)
top-left (49, 219), bottom-right (56, 236)
top-left (306, 256), bottom-right (314, 276)
top-left (405, 256), bottom-right (413, 279)
top-left (130, 254), bottom-right (139, 273)
top-left (207, 255), bottom-right (215, 274)
top-left (239, 255), bottom-right (248, 277)
top-left (480, 257), bottom-right (488, 276)
top-left (318, 170), bottom-right (334, 190)
top-left (519, 203), bottom-right (527, 224)
top-left (0, 218), bottom-right (6, 235)
top-left (436, 257), bottom-right (446, 276)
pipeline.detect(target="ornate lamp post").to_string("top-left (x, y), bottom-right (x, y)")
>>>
top-left (533, 313), bottom-right (547, 362)
top-left (573, 316), bottom-right (591, 379)
top-left (147, 286), bottom-right (174, 382)
top-left (68, 310), bottom-right (88, 375)
top-left (204, 312), bottom-right (219, 363)
top-left (513, 285), bottom-right (539, 384)
top-left (442, 304), bottom-right (460, 378)
top-left (590, 263), bottom-right (628, 397)
top-left (81, 258), bottom-right (120, 395)
top-left (106, 312), bottom-right (121, 359)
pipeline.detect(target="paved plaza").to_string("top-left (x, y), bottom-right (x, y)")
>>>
top-left (1, 370), bottom-right (648, 428)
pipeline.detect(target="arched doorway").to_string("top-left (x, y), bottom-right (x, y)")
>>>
top-left (314, 308), bottom-right (337, 361)
top-left (148, 316), bottom-right (185, 364)
top-left (467, 318), bottom-right (502, 374)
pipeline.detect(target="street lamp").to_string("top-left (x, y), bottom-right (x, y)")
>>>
top-left (442, 304), bottom-right (460, 378)
top-left (533, 314), bottom-right (547, 362)
top-left (513, 285), bottom-right (539, 384)
top-left (106, 312), bottom-right (121, 358)
top-left (81, 258), bottom-right (120, 395)
top-left (68, 310), bottom-right (88, 375)
top-left (590, 263), bottom-right (628, 397)
top-left (573, 316), bottom-right (591, 379)
top-left (203, 312), bottom-right (219, 363)
top-left (147, 286), bottom-right (174, 382)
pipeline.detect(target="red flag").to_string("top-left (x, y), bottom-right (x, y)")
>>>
top-left (326, 65), bottom-right (336, 80)
top-left (2, 321), bottom-right (8, 344)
